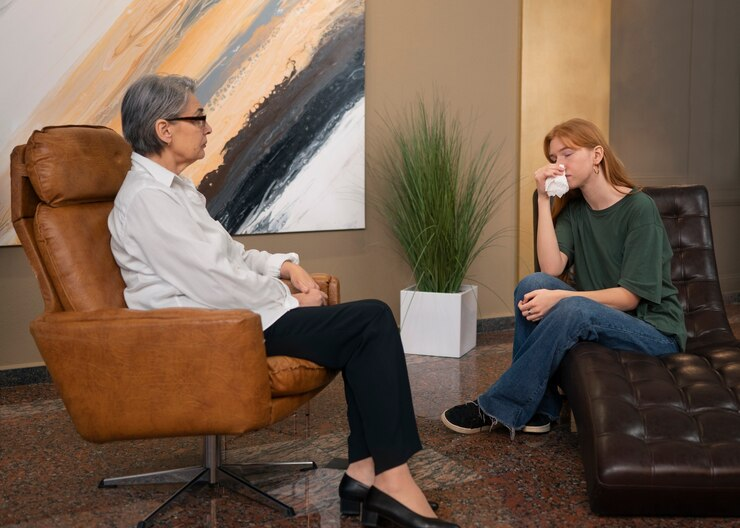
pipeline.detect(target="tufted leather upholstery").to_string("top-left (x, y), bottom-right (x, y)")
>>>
top-left (556, 186), bottom-right (740, 515)
top-left (11, 125), bottom-right (339, 442)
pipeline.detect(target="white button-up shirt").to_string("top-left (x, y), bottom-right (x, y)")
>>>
top-left (108, 152), bottom-right (299, 329)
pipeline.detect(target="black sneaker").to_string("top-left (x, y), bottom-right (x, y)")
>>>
top-left (441, 401), bottom-right (494, 434)
top-left (522, 413), bottom-right (551, 434)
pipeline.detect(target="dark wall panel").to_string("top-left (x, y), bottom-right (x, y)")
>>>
top-left (610, 0), bottom-right (740, 293)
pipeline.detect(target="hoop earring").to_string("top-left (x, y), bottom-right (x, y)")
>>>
top-left (593, 165), bottom-right (600, 174)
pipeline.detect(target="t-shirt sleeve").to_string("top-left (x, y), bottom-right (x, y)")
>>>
top-left (618, 222), bottom-right (669, 304)
top-left (555, 208), bottom-right (575, 265)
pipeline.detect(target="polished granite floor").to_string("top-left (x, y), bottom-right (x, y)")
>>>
top-left (2, 304), bottom-right (740, 528)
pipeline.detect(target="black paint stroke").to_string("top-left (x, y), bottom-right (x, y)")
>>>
top-left (198, 12), bottom-right (365, 234)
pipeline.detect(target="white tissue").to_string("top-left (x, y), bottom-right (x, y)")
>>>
top-left (545, 165), bottom-right (569, 198)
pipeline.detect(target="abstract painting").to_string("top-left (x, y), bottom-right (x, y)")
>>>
top-left (0, 0), bottom-right (365, 245)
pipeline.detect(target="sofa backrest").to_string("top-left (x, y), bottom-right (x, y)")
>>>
top-left (10, 125), bottom-right (131, 312)
top-left (643, 185), bottom-right (735, 350)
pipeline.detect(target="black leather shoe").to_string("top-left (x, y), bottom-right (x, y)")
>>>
top-left (361, 487), bottom-right (458, 528)
top-left (339, 474), bottom-right (439, 516)
top-left (338, 473), bottom-right (370, 516)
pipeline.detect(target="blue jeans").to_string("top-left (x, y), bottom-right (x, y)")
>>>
top-left (477, 272), bottom-right (679, 433)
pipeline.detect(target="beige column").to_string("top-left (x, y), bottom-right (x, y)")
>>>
top-left (518, 0), bottom-right (612, 278)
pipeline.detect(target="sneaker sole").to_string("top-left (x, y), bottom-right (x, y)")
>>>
top-left (521, 422), bottom-right (551, 434)
top-left (440, 412), bottom-right (489, 435)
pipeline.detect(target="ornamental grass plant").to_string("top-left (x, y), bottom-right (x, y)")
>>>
top-left (378, 97), bottom-right (506, 293)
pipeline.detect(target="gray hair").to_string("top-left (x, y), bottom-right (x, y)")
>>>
top-left (121, 74), bottom-right (197, 155)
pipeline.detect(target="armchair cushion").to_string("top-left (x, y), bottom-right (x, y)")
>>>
top-left (268, 356), bottom-right (336, 396)
top-left (26, 125), bottom-right (131, 206)
top-left (35, 202), bottom-right (126, 311)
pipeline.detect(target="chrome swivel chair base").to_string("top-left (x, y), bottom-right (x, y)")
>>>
top-left (98, 435), bottom-right (316, 528)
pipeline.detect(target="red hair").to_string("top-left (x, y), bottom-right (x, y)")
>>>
top-left (544, 118), bottom-right (637, 219)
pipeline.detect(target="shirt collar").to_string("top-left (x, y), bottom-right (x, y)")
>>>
top-left (131, 152), bottom-right (193, 189)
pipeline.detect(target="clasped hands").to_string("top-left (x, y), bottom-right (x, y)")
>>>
top-left (518, 288), bottom-right (569, 322)
top-left (281, 261), bottom-right (328, 307)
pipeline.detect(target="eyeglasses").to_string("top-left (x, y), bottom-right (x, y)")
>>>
top-left (166, 115), bottom-right (208, 127)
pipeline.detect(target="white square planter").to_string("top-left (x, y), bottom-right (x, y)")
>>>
top-left (399, 284), bottom-right (478, 358)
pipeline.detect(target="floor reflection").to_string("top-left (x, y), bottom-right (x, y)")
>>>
top-left (2, 305), bottom-right (739, 527)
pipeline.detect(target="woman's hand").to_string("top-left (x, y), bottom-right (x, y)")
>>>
top-left (293, 289), bottom-right (328, 307)
top-left (518, 289), bottom-right (569, 322)
top-left (281, 261), bottom-right (328, 306)
top-left (533, 163), bottom-right (565, 197)
top-left (519, 287), bottom-right (640, 321)
top-left (281, 261), bottom-right (319, 293)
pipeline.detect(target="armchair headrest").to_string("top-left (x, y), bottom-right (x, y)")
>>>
top-left (26, 125), bottom-right (131, 206)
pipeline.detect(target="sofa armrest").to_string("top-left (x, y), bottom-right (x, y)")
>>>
top-left (31, 308), bottom-right (272, 443)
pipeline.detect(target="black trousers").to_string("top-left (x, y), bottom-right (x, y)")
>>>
top-left (263, 299), bottom-right (422, 474)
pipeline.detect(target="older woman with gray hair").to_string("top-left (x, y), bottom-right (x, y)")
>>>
top-left (108, 74), bottom-right (457, 528)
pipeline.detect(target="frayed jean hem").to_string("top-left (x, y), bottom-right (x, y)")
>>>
top-left (477, 396), bottom-right (517, 440)
top-left (476, 397), bottom-right (560, 440)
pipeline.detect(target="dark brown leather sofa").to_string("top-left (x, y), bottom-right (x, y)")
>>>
top-left (555, 185), bottom-right (740, 515)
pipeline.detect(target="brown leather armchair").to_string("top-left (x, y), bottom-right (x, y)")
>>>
top-left (10, 125), bottom-right (339, 527)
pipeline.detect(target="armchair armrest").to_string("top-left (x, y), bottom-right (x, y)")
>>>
top-left (31, 308), bottom-right (272, 443)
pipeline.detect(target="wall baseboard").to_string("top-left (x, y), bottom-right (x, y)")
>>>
top-left (477, 316), bottom-right (515, 333)
top-left (0, 366), bottom-right (51, 387)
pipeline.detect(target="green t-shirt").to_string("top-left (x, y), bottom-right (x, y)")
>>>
top-left (555, 190), bottom-right (687, 351)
